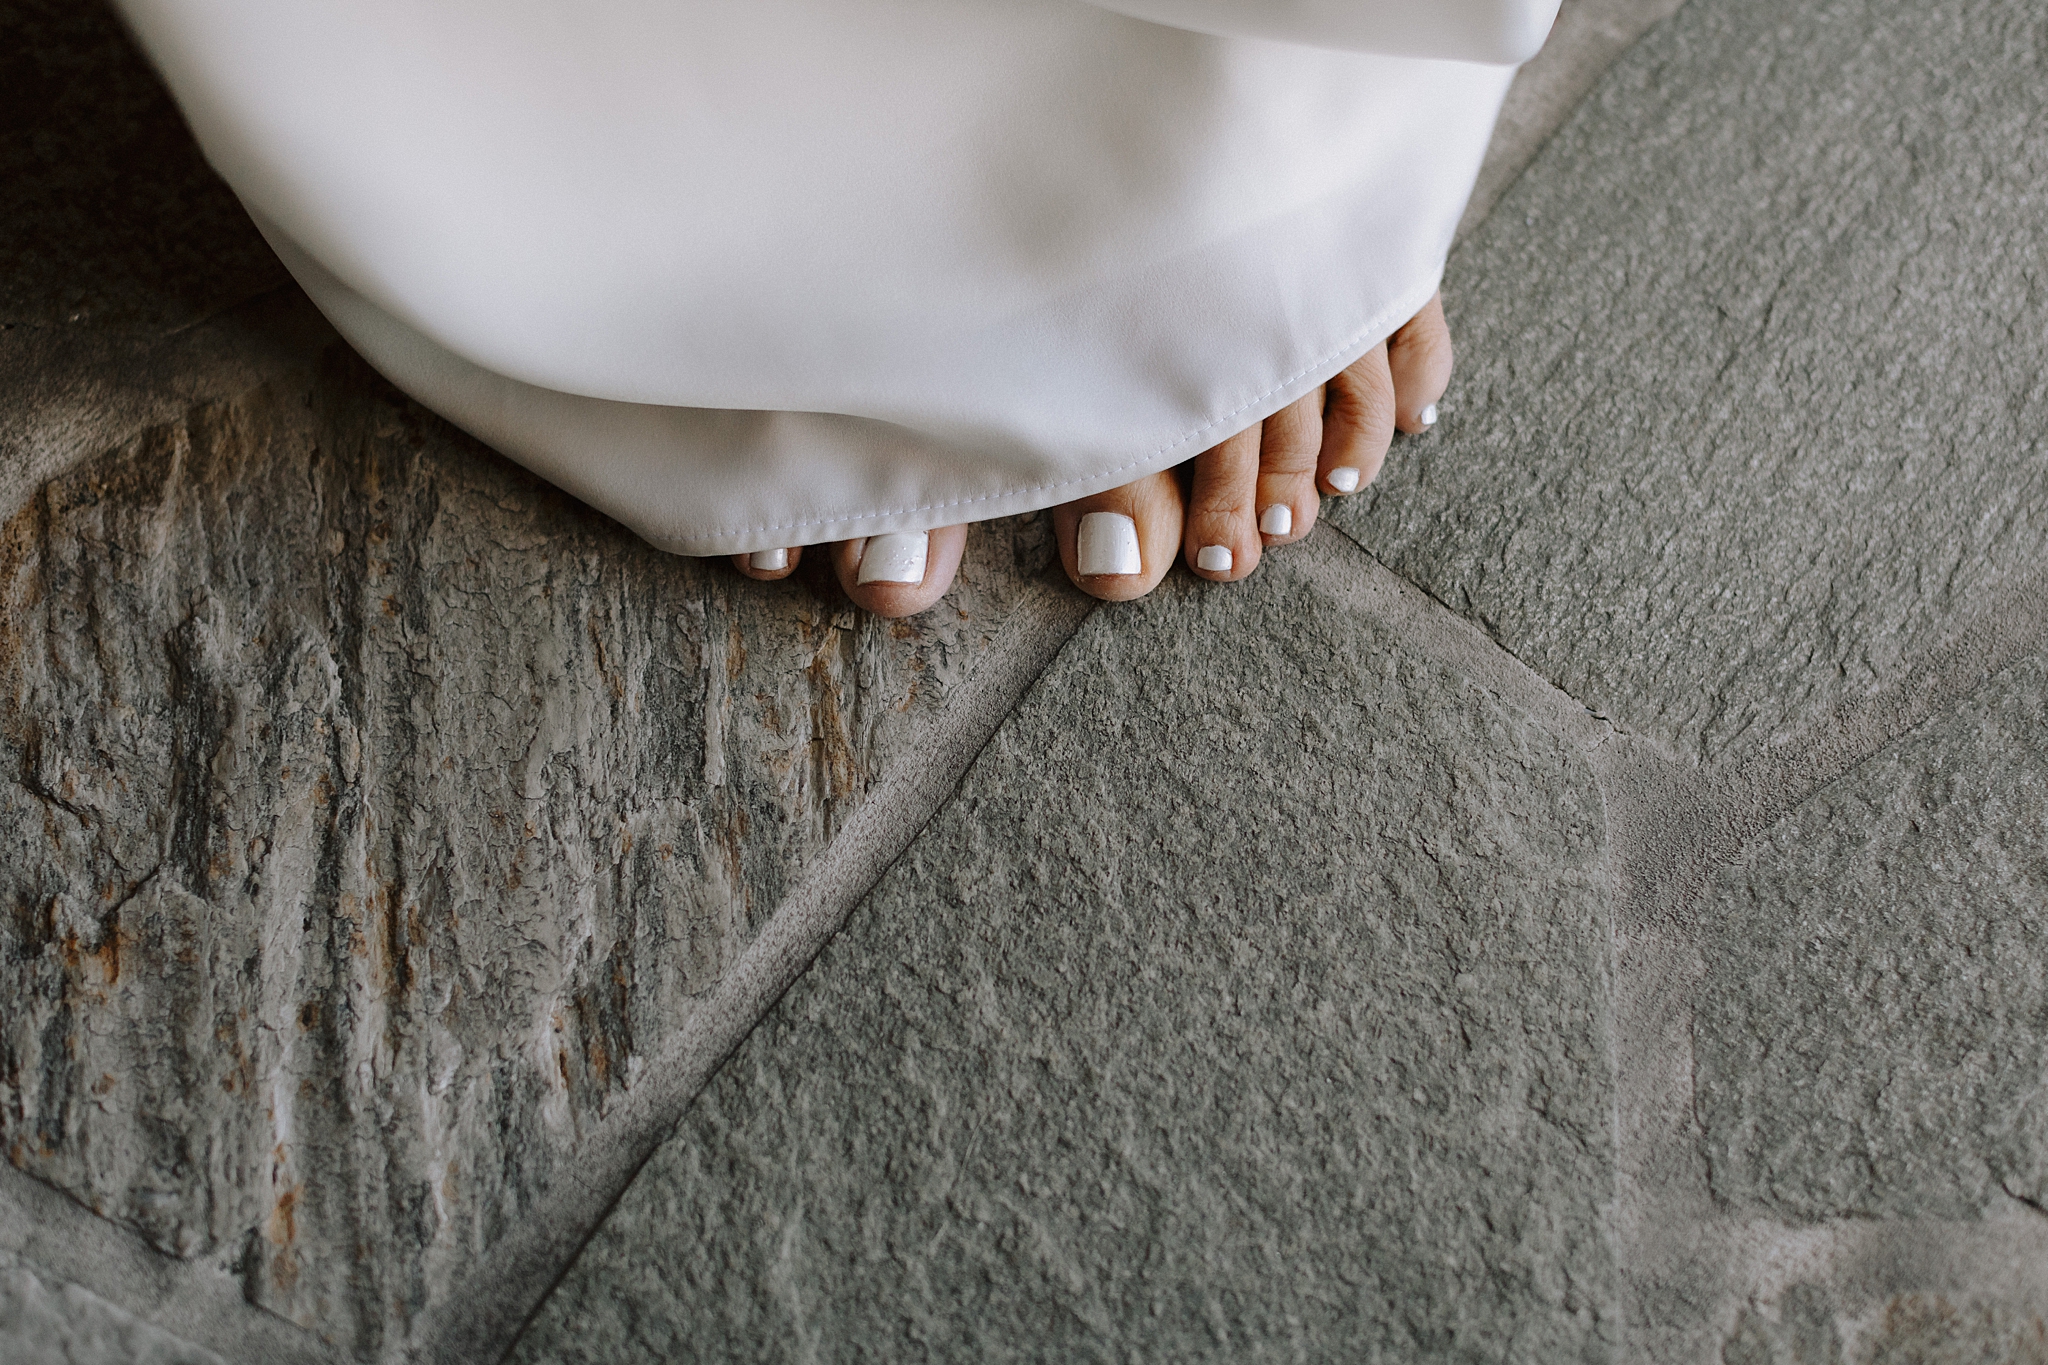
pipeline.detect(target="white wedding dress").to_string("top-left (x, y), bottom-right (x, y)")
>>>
top-left (115, 0), bottom-right (1554, 556)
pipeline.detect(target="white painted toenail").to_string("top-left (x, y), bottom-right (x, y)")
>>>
top-left (1259, 505), bottom-right (1292, 537)
top-left (856, 531), bottom-right (927, 585)
top-left (749, 547), bottom-right (789, 571)
top-left (1077, 512), bottom-right (1141, 576)
top-left (1326, 467), bottom-right (1361, 493)
top-left (1196, 544), bottom-right (1233, 574)
top-left (1419, 402), bottom-right (1439, 427)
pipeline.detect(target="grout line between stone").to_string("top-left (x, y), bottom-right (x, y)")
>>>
top-left (1315, 521), bottom-right (2048, 1362)
top-left (0, 1160), bottom-right (345, 1365)
top-left (400, 575), bottom-right (1097, 1365)
top-left (1596, 565), bottom-right (2048, 1363)
top-left (1694, 562), bottom-right (2048, 907)
top-left (1295, 525), bottom-right (1620, 755)
top-left (1307, 534), bottom-right (2048, 941)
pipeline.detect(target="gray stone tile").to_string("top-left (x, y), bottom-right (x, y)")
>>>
top-left (0, 1256), bottom-right (222, 1365)
top-left (1458, 0), bottom-right (1688, 245)
top-left (1721, 1284), bottom-right (2048, 1365)
top-left (0, 352), bottom-right (1054, 1355)
top-left (1721, 1284), bottom-right (1849, 1365)
top-left (1858, 1294), bottom-right (2048, 1365)
top-left (1330, 0), bottom-right (2048, 763)
top-left (1695, 654), bottom-right (2048, 1222)
top-left (514, 542), bottom-right (1618, 1363)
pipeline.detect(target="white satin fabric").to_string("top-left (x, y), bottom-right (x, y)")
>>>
top-left (117, 0), bottom-right (1552, 556)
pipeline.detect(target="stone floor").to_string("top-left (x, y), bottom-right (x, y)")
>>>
top-left (3, 0), bottom-right (2046, 1360)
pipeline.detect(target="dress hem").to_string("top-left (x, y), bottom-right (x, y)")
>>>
top-left (624, 265), bottom-right (1446, 555)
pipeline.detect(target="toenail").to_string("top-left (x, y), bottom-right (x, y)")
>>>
top-left (1326, 467), bottom-right (1361, 494)
top-left (1419, 402), bottom-right (1439, 428)
top-left (856, 531), bottom-right (928, 585)
top-left (750, 547), bottom-right (789, 571)
top-left (1259, 505), bottom-right (1292, 537)
top-left (1076, 512), bottom-right (1142, 576)
top-left (1195, 544), bottom-right (1233, 574)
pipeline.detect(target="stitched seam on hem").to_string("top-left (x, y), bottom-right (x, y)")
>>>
top-left (694, 271), bottom-right (1442, 541)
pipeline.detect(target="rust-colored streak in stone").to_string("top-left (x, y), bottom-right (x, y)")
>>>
top-left (268, 1186), bottom-right (300, 1246)
top-left (806, 648), bottom-right (861, 813)
top-left (0, 348), bottom-right (1053, 1353)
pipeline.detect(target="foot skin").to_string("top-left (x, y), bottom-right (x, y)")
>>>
top-left (829, 526), bottom-right (968, 618)
top-left (1051, 470), bottom-right (1185, 602)
top-left (732, 527), bottom-right (967, 619)
top-left (734, 294), bottom-right (1453, 613)
top-left (731, 545), bottom-right (805, 582)
top-left (1068, 291), bottom-right (1454, 599)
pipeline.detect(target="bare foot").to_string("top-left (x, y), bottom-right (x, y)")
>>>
top-left (733, 294), bottom-right (1454, 613)
top-left (1060, 292), bottom-right (1454, 599)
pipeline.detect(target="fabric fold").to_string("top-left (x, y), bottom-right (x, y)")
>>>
top-left (117, 0), bottom-right (1529, 554)
top-left (1085, 0), bottom-right (1558, 63)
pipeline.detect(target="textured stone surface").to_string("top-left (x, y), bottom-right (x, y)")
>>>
top-left (1721, 1284), bottom-right (1848, 1365)
top-left (0, 0), bottom-right (288, 334)
top-left (514, 544), bottom-right (1618, 1363)
top-left (1458, 0), bottom-right (1688, 244)
top-left (19, 0), bottom-right (2048, 1358)
top-left (0, 1257), bottom-right (222, 1365)
top-left (1721, 1286), bottom-right (2048, 1365)
top-left (1695, 654), bottom-right (2048, 1221)
top-left (1859, 1295), bottom-right (2048, 1365)
top-left (1331, 0), bottom-right (2048, 763)
top-left (0, 351), bottom-right (1053, 1355)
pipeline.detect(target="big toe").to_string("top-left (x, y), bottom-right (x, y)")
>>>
top-left (831, 526), bottom-right (968, 618)
top-left (1052, 468), bottom-right (1183, 602)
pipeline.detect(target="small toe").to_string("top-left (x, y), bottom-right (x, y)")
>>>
top-left (1183, 425), bottom-right (1262, 581)
top-left (1053, 468), bottom-right (1182, 601)
top-left (832, 526), bottom-right (967, 617)
top-left (1320, 342), bottom-right (1397, 495)
top-left (1387, 292), bottom-right (1453, 434)
top-left (1255, 389), bottom-right (1323, 546)
top-left (732, 545), bottom-right (803, 581)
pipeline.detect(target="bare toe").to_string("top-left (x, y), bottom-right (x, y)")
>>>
top-left (731, 545), bottom-right (803, 581)
top-left (1052, 468), bottom-right (1182, 602)
top-left (1320, 341), bottom-right (1396, 495)
top-left (1254, 388), bottom-right (1323, 547)
top-left (1386, 291), bottom-right (1453, 433)
top-left (1183, 425), bottom-right (1262, 581)
top-left (830, 526), bottom-right (968, 617)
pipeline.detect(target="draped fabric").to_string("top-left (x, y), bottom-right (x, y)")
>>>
top-left (115, 0), bottom-right (1554, 555)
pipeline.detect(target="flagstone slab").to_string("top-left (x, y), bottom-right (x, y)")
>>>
top-left (1695, 653), bottom-right (2048, 1222)
top-left (0, 351), bottom-right (1054, 1355)
top-left (1856, 1295), bottom-right (2048, 1365)
top-left (514, 541), bottom-right (1619, 1363)
top-left (1721, 1284), bottom-right (2048, 1365)
top-left (0, 1256), bottom-right (222, 1365)
top-left (1328, 0), bottom-right (2048, 764)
